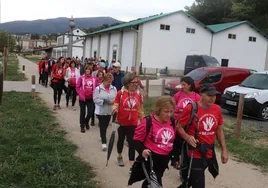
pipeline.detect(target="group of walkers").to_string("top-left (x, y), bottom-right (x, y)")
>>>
top-left (38, 56), bottom-right (229, 187)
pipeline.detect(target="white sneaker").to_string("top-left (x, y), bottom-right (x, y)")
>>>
top-left (102, 144), bottom-right (107, 151)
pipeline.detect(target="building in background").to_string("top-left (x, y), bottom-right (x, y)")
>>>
top-left (83, 10), bottom-right (268, 75)
top-left (52, 28), bottom-right (86, 59)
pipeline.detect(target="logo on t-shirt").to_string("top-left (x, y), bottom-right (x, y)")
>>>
top-left (178, 98), bottom-right (193, 109)
top-left (71, 72), bottom-right (75, 77)
top-left (122, 95), bottom-right (139, 111)
top-left (87, 80), bottom-right (92, 87)
top-left (199, 114), bottom-right (218, 135)
top-left (57, 69), bottom-right (62, 74)
top-left (155, 128), bottom-right (174, 148)
top-left (127, 97), bottom-right (137, 108)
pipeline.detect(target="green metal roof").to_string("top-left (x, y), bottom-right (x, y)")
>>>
top-left (207, 21), bottom-right (247, 32)
top-left (208, 21), bottom-right (267, 38)
top-left (86, 10), bottom-right (212, 36)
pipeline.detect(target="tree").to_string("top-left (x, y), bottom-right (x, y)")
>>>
top-left (186, 0), bottom-right (268, 34)
top-left (15, 45), bottom-right (22, 53)
top-left (0, 31), bottom-right (16, 52)
top-left (31, 34), bottom-right (40, 40)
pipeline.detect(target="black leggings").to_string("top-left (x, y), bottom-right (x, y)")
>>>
top-left (117, 126), bottom-right (136, 161)
top-left (52, 82), bottom-right (63, 105)
top-left (66, 85), bottom-right (77, 106)
top-left (42, 72), bottom-right (49, 86)
top-left (141, 152), bottom-right (170, 188)
top-left (178, 158), bottom-right (207, 188)
top-left (97, 115), bottom-right (111, 144)
top-left (79, 99), bottom-right (94, 127)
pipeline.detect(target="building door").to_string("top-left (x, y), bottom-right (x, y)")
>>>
top-left (221, 59), bottom-right (229, 67)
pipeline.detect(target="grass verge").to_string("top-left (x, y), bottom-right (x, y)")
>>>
top-left (5, 55), bottom-right (23, 81)
top-left (0, 91), bottom-right (98, 188)
top-left (143, 97), bottom-right (268, 172)
top-left (24, 55), bottom-right (42, 63)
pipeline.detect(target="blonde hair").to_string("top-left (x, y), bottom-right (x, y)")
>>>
top-left (153, 96), bottom-right (176, 116)
top-left (104, 72), bottom-right (114, 82)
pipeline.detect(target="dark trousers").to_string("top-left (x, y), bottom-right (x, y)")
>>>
top-left (39, 73), bottom-right (43, 84)
top-left (117, 126), bottom-right (136, 161)
top-left (141, 153), bottom-right (170, 188)
top-left (79, 99), bottom-right (94, 128)
top-left (91, 103), bottom-right (95, 125)
top-left (66, 85), bottom-right (77, 106)
top-left (42, 72), bottom-right (49, 87)
top-left (178, 158), bottom-right (206, 188)
top-left (97, 115), bottom-right (111, 144)
top-left (52, 82), bottom-right (63, 105)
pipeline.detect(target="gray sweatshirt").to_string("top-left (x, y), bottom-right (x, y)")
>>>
top-left (93, 83), bottom-right (117, 115)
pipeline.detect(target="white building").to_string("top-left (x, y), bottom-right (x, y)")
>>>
top-left (83, 10), bottom-right (268, 75)
top-left (52, 28), bottom-right (86, 59)
top-left (208, 21), bottom-right (268, 71)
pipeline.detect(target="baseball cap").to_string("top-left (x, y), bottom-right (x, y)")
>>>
top-left (113, 62), bottom-right (121, 67)
top-left (200, 83), bottom-right (220, 95)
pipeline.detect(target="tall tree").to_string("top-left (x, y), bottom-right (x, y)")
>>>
top-left (0, 31), bottom-right (16, 52)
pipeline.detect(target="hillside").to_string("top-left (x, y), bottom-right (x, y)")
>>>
top-left (0, 17), bottom-right (121, 34)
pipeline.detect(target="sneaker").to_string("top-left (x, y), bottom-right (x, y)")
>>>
top-left (72, 106), bottom-right (76, 111)
top-left (102, 144), bottom-right (107, 151)
top-left (81, 127), bottom-right (85, 133)
top-left (53, 105), bottom-right (57, 110)
top-left (85, 124), bottom-right (90, 130)
top-left (117, 157), bottom-right (125, 167)
top-left (129, 167), bottom-right (133, 175)
top-left (57, 105), bottom-right (61, 109)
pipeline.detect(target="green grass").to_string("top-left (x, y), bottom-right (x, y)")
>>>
top-left (0, 91), bottom-right (98, 188)
top-left (143, 97), bottom-right (268, 172)
top-left (24, 55), bottom-right (42, 63)
top-left (5, 56), bottom-right (24, 81)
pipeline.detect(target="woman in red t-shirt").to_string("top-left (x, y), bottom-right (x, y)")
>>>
top-left (112, 73), bottom-right (144, 174)
top-left (50, 57), bottom-right (65, 110)
top-left (130, 96), bottom-right (179, 187)
top-left (65, 60), bottom-right (80, 110)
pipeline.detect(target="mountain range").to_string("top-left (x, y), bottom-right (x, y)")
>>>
top-left (0, 17), bottom-right (121, 34)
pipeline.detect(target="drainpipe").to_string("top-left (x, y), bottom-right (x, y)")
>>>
top-left (210, 32), bottom-right (214, 56)
top-left (131, 26), bottom-right (139, 75)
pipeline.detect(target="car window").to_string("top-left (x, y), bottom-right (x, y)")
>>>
top-left (186, 69), bottom-right (209, 81)
top-left (201, 71), bottom-right (222, 84)
top-left (202, 56), bottom-right (220, 67)
top-left (240, 74), bottom-right (268, 89)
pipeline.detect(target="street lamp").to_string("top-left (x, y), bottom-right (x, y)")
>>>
top-left (68, 16), bottom-right (76, 58)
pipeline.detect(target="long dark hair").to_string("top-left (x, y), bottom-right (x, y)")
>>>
top-left (181, 76), bottom-right (195, 91)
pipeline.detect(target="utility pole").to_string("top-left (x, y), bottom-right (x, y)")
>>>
top-left (67, 16), bottom-right (75, 58)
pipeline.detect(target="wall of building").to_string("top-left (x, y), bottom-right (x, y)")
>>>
top-left (141, 12), bottom-right (212, 72)
top-left (211, 24), bottom-right (268, 71)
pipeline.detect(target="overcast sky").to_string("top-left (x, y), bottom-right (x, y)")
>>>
top-left (1, 0), bottom-right (195, 23)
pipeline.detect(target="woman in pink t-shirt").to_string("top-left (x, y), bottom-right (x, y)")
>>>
top-left (76, 64), bottom-right (97, 133)
top-left (173, 76), bottom-right (200, 121)
top-left (131, 96), bottom-right (179, 188)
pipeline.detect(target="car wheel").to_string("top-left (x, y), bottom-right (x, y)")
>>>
top-left (258, 104), bottom-right (268, 120)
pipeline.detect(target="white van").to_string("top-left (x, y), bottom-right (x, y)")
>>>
top-left (221, 71), bottom-right (268, 120)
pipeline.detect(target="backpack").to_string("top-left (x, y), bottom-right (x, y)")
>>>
top-left (144, 115), bottom-right (175, 139)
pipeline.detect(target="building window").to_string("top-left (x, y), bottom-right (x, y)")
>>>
top-left (165, 25), bottom-right (170, 31)
top-left (228, 34), bottom-right (236, 39)
top-left (77, 30), bottom-right (79, 33)
top-left (160, 24), bottom-right (165, 30)
top-left (76, 37), bottom-right (79, 40)
top-left (249, 36), bottom-right (257, 42)
top-left (186, 28), bottom-right (195, 34)
top-left (160, 24), bottom-right (170, 31)
top-left (112, 50), bottom-right (117, 60)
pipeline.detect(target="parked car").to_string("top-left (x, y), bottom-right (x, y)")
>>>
top-left (221, 71), bottom-right (268, 120)
top-left (165, 67), bottom-right (255, 102)
top-left (184, 55), bottom-right (220, 75)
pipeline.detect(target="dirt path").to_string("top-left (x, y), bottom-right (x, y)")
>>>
top-left (8, 57), bottom-right (268, 188)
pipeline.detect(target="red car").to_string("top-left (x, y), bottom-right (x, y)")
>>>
top-left (165, 67), bottom-right (255, 102)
